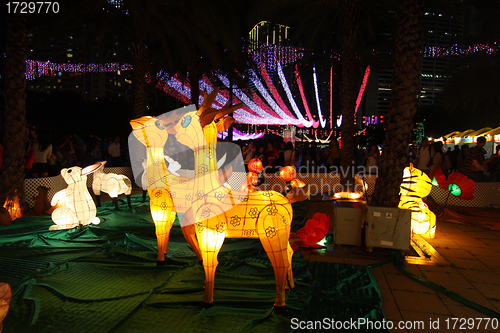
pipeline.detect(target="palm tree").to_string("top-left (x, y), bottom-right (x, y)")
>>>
top-left (1, 13), bottom-right (28, 205)
top-left (371, 0), bottom-right (425, 207)
top-left (338, 0), bottom-right (367, 188)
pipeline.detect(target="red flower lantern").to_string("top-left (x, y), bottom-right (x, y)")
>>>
top-left (297, 213), bottom-right (330, 246)
top-left (431, 170), bottom-right (476, 201)
top-left (432, 169), bottom-right (448, 190)
top-left (447, 172), bottom-right (475, 200)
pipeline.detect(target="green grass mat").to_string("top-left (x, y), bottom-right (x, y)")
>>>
top-left (0, 194), bottom-right (387, 333)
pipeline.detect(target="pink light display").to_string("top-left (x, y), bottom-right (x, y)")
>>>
top-left (295, 65), bottom-right (319, 128)
top-left (277, 62), bottom-right (312, 127)
top-left (330, 66), bottom-right (333, 129)
top-left (247, 69), bottom-right (300, 125)
top-left (312, 65), bottom-right (327, 128)
top-left (354, 66), bottom-right (371, 117)
top-left (259, 63), bottom-right (297, 120)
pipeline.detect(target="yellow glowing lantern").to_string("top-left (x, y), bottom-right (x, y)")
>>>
top-left (130, 113), bottom-right (179, 262)
top-left (399, 164), bottom-right (436, 239)
top-left (50, 163), bottom-right (101, 230)
top-left (92, 161), bottom-right (133, 209)
top-left (422, 209), bottom-right (436, 239)
top-left (241, 172), bottom-right (259, 192)
top-left (329, 175), bottom-right (367, 200)
top-left (3, 188), bottom-right (23, 221)
top-left (410, 202), bottom-right (431, 234)
top-left (400, 164), bottom-right (432, 198)
top-left (131, 89), bottom-right (295, 307)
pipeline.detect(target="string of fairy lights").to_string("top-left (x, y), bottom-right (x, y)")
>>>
top-left (24, 40), bottom-right (500, 134)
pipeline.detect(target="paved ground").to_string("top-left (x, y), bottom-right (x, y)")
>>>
top-left (299, 198), bottom-right (500, 333)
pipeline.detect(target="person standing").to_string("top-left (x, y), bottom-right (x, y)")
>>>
top-left (466, 136), bottom-right (495, 182)
top-left (325, 139), bottom-right (341, 172)
top-left (487, 145), bottom-right (500, 182)
top-left (283, 142), bottom-right (296, 167)
top-left (31, 135), bottom-right (53, 178)
top-left (108, 136), bottom-right (122, 167)
top-left (428, 141), bottom-right (443, 180)
top-left (364, 143), bottom-right (380, 175)
top-left (242, 141), bottom-right (256, 170)
top-left (415, 137), bottom-right (431, 175)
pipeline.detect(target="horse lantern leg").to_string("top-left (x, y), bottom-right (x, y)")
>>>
top-left (194, 203), bottom-right (227, 305)
top-left (257, 203), bottom-right (292, 307)
top-left (149, 189), bottom-right (176, 264)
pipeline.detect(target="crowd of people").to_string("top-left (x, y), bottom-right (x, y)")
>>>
top-left (412, 136), bottom-right (500, 182)
top-left (0, 124), bottom-right (498, 184)
top-left (21, 125), bottom-right (129, 179)
top-left (239, 138), bottom-right (380, 174)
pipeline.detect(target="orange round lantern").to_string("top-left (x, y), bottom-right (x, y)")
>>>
top-left (248, 158), bottom-right (263, 173)
top-left (279, 166), bottom-right (296, 182)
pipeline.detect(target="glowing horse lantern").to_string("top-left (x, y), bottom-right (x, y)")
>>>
top-left (50, 163), bottom-right (101, 230)
top-left (398, 164), bottom-right (436, 238)
top-left (164, 90), bottom-right (295, 308)
top-left (92, 161), bottom-right (133, 210)
top-left (129, 108), bottom-right (192, 263)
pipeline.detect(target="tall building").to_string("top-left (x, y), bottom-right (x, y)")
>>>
top-left (366, 0), bottom-right (466, 118)
top-left (418, 1), bottom-right (465, 108)
top-left (249, 21), bottom-right (290, 52)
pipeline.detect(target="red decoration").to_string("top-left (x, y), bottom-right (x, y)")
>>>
top-left (279, 166), bottom-right (296, 182)
top-left (296, 213), bottom-right (330, 246)
top-left (433, 169), bottom-right (448, 190)
top-left (248, 158), bottom-right (263, 173)
top-left (447, 172), bottom-right (476, 200)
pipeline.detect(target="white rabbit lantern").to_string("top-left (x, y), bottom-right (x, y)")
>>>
top-left (50, 163), bottom-right (102, 230)
top-left (92, 161), bottom-right (132, 210)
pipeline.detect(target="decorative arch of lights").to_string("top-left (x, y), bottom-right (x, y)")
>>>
top-left (25, 40), bottom-right (500, 129)
top-left (24, 45), bottom-right (369, 130)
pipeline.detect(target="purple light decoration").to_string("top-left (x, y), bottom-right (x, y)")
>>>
top-left (25, 39), bottom-right (500, 81)
top-left (354, 66), bottom-right (370, 117)
top-left (25, 60), bottom-right (133, 80)
top-left (312, 65), bottom-right (327, 128)
top-left (247, 69), bottom-right (300, 125)
top-left (251, 44), bottom-right (305, 72)
top-left (218, 73), bottom-right (290, 125)
top-left (295, 65), bottom-right (319, 128)
top-left (276, 62), bottom-right (313, 127)
top-left (197, 79), bottom-right (268, 122)
top-left (217, 128), bottom-right (265, 141)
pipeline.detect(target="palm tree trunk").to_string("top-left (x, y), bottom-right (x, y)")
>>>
top-left (372, 0), bottom-right (424, 207)
top-left (131, 42), bottom-right (146, 119)
top-left (1, 13), bottom-right (27, 205)
top-left (189, 70), bottom-right (200, 109)
top-left (340, 0), bottom-right (363, 190)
